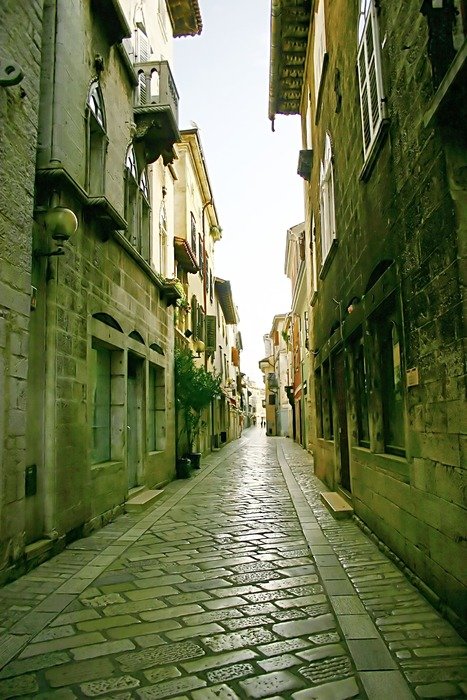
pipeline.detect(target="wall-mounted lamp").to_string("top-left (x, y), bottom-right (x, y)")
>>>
top-left (34, 205), bottom-right (78, 258)
top-left (184, 329), bottom-right (193, 338)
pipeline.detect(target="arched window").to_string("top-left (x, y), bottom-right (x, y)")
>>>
top-left (357, 0), bottom-right (386, 161)
top-left (319, 134), bottom-right (336, 264)
top-left (86, 81), bottom-right (107, 195)
top-left (124, 148), bottom-right (151, 262)
top-left (124, 145), bottom-right (139, 250)
top-left (139, 170), bottom-right (150, 261)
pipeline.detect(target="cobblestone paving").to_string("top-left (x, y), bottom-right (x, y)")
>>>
top-left (0, 429), bottom-right (465, 699)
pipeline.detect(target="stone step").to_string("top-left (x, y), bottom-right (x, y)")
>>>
top-left (125, 489), bottom-right (164, 513)
top-left (320, 491), bottom-right (354, 520)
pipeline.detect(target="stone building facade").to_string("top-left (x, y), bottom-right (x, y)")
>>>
top-left (270, 0), bottom-right (466, 621)
top-left (0, 0), bottom-right (204, 583)
top-left (0, 1), bottom-right (45, 578)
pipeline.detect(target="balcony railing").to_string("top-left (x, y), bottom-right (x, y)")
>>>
top-left (134, 60), bottom-right (179, 123)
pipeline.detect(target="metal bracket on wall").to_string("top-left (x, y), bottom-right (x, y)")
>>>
top-left (0, 60), bottom-right (24, 87)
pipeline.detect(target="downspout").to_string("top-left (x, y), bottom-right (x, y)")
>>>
top-left (201, 199), bottom-right (212, 449)
top-left (43, 0), bottom-right (60, 539)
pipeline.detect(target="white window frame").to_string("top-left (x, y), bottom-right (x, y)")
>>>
top-left (319, 134), bottom-right (336, 266)
top-left (313, 0), bottom-right (328, 109)
top-left (311, 215), bottom-right (318, 304)
top-left (357, 0), bottom-right (387, 162)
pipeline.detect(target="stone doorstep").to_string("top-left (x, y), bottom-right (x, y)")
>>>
top-left (320, 491), bottom-right (354, 520)
top-left (125, 489), bottom-right (164, 513)
top-left (24, 539), bottom-right (54, 562)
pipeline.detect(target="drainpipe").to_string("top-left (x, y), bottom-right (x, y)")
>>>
top-left (201, 199), bottom-right (212, 370)
top-left (202, 199), bottom-right (213, 448)
top-left (42, 0), bottom-right (60, 540)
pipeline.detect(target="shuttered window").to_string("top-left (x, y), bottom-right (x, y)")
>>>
top-left (205, 315), bottom-right (216, 352)
top-left (357, 0), bottom-right (386, 161)
top-left (191, 296), bottom-right (198, 338)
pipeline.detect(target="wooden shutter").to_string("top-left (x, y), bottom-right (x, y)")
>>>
top-left (357, 2), bottom-right (385, 159)
top-left (137, 29), bottom-right (150, 62)
top-left (191, 296), bottom-right (198, 338)
top-left (138, 71), bottom-right (147, 105)
top-left (205, 315), bottom-right (216, 352)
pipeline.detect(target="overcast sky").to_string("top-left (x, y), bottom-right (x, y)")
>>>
top-left (174, 0), bottom-right (304, 383)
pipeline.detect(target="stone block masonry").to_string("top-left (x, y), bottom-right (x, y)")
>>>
top-left (0, 1), bottom-right (44, 577)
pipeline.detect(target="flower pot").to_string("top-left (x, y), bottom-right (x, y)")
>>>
top-left (188, 452), bottom-right (201, 469)
top-left (176, 457), bottom-right (191, 479)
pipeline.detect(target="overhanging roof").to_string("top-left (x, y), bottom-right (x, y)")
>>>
top-left (215, 278), bottom-right (238, 325)
top-left (167, 0), bottom-right (202, 37)
top-left (269, 0), bottom-right (311, 123)
top-left (174, 236), bottom-right (199, 273)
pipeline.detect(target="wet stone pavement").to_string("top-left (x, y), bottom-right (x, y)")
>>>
top-left (0, 429), bottom-right (466, 699)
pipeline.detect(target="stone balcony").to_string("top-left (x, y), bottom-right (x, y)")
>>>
top-left (133, 60), bottom-right (180, 167)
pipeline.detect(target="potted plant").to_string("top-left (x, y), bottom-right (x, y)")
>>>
top-left (174, 346), bottom-right (222, 469)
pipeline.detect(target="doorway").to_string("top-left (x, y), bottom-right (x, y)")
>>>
top-left (127, 353), bottom-right (143, 490)
top-left (333, 351), bottom-right (351, 492)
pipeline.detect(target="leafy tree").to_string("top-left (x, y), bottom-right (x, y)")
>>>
top-left (174, 347), bottom-right (222, 455)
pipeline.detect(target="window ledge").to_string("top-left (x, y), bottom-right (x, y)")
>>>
top-left (359, 118), bottom-right (390, 182)
top-left (91, 460), bottom-right (123, 471)
top-left (352, 445), bottom-right (409, 482)
top-left (319, 238), bottom-right (338, 279)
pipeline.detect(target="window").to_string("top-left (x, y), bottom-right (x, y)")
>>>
top-left (140, 170), bottom-right (150, 261)
top-left (353, 335), bottom-right (370, 447)
top-left (198, 233), bottom-right (203, 274)
top-left (159, 200), bottom-right (167, 276)
top-left (148, 364), bottom-right (166, 451)
top-left (379, 309), bottom-right (405, 455)
top-left (311, 215), bottom-right (318, 302)
top-left (422, 0), bottom-right (467, 88)
top-left (86, 82), bottom-right (107, 195)
top-left (124, 146), bottom-right (151, 260)
top-left (322, 360), bottom-right (334, 439)
top-left (190, 213), bottom-right (197, 256)
top-left (319, 134), bottom-right (336, 264)
top-left (90, 344), bottom-right (112, 464)
top-left (315, 368), bottom-right (324, 437)
top-left (357, 0), bottom-right (387, 161)
top-left (268, 394), bottom-right (276, 406)
top-left (125, 146), bottom-right (139, 249)
top-left (313, 0), bottom-right (328, 109)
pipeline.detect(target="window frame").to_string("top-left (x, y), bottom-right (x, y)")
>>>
top-left (357, 0), bottom-right (387, 165)
top-left (86, 81), bottom-right (107, 195)
top-left (319, 134), bottom-right (337, 269)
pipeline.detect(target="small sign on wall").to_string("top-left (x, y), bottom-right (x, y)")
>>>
top-left (406, 367), bottom-right (419, 387)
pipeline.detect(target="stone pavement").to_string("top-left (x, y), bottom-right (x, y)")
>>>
top-left (0, 429), bottom-right (465, 699)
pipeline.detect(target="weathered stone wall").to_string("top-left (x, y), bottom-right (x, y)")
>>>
top-left (306, 0), bottom-right (465, 618)
top-left (27, 0), bottom-right (176, 542)
top-left (0, 1), bottom-right (44, 574)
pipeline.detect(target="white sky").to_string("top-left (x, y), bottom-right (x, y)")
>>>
top-left (174, 0), bottom-right (304, 384)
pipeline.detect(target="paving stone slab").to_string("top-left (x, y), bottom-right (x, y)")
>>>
top-left (292, 675), bottom-right (360, 699)
top-left (80, 674), bottom-right (141, 697)
top-left (239, 669), bottom-right (305, 698)
top-left (45, 658), bottom-right (115, 687)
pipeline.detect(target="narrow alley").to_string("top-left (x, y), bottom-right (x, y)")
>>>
top-left (0, 429), bottom-right (465, 699)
